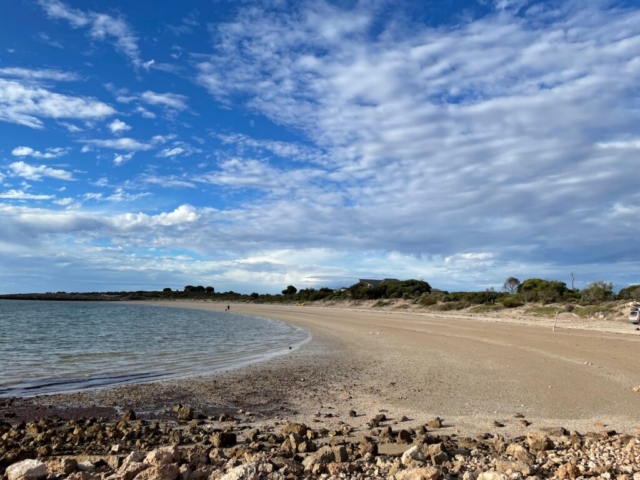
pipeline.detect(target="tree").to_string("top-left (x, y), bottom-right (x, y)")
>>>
top-left (282, 285), bottom-right (298, 295)
top-left (581, 280), bottom-right (614, 305)
top-left (163, 287), bottom-right (172, 292)
top-left (205, 286), bottom-right (215, 294)
top-left (503, 277), bottom-right (521, 295)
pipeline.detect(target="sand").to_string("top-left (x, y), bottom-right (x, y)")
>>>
top-left (8, 301), bottom-right (640, 439)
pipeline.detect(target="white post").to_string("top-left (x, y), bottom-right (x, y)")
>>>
top-left (553, 309), bottom-right (559, 332)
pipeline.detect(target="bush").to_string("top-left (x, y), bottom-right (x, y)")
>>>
top-left (501, 297), bottom-right (523, 308)
top-left (519, 279), bottom-right (569, 304)
top-left (436, 301), bottom-right (468, 311)
top-left (617, 285), bottom-right (640, 301)
top-left (471, 304), bottom-right (504, 313)
top-left (373, 300), bottom-right (391, 308)
top-left (580, 281), bottom-right (614, 305)
top-left (417, 293), bottom-right (437, 306)
top-left (564, 304), bottom-right (575, 312)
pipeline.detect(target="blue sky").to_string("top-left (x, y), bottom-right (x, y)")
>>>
top-left (1, 0), bottom-right (639, 294)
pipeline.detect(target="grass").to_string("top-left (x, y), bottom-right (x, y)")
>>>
top-left (573, 305), bottom-right (615, 318)
top-left (470, 304), bottom-right (504, 313)
top-left (373, 300), bottom-right (391, 308)
top-left (394, 304), bottom-right (410, 310)
top-left (526, 306), bottom-right (560, 317)
top-left (435, 301), bottom-right (468, 311)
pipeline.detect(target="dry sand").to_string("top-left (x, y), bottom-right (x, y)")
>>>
top-left (10, 301), bottom-right (640, 439)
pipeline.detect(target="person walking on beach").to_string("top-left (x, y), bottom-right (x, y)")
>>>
top-left (227, 304), bottom-right (230, 311)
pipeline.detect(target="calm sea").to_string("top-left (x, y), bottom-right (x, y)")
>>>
top-left (0, 300), bottom-right (309, 397)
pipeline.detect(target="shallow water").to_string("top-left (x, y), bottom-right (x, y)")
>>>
top-left (0, 300), bottom-right (309, 397)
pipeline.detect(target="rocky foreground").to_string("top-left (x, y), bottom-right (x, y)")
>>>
top-left (2, 404), bottom-right (640, 480)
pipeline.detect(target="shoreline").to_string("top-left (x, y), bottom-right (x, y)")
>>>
top-left (3, 301), bottom-right (640, 478)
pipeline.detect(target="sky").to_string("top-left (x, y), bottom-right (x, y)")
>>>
top-left (0, 0), bottom-right (639, 294)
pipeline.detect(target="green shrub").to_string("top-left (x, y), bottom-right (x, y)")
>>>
top-left (501, 297), bottom-right (523, 308)
top-left (564, 304), bottom-right (575, 312)
top-left (436, 301), bottom-right (468, 311)
top-left (417, 293), bottom-right (437, 306)
top-left (394, 304), bottom-right (410, 310)
top-left (373, 300), bottom-right (391, 308)
top-left (580, 281), bottom-right (614, 305)
top-left (471, 304), bottom-right (504, 313)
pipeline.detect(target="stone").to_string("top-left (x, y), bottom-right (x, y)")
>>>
top-left (211, 432), bottom-right (236, 448)
top-left (135, 464), bottom-right (180, 480)
top-left (505, 443), bottom-right (534, 463)
top-left (280, 423), bottom-right (307, 437)
top-left (177, 407), bottom-right (194, 422)
top-left (302, 446), bottom-right (334, 471)
top-left (526, 432), bottom-right (553, 452)
top-left (119, 462), bottom-right (149, 480)
top-left (556, 463), bottom-right (580, 480)
top-left (122, 410), bottom-right (136, 422)
top-left (6, 460), bottom-right (47, 480)
top-left (145, 446), bottom-right (181, 466)
top-left (397, 429), bottom-right (412, 444)
top-left (77, 461), bottom-right (96, 472)
top-left (57, 458), bottom-right (78, 475)
top-left (332, 445), bottom-right (349, 463)
top-left (401, 446), bottom-right (426, 466)
top-left (395, 466), bottom-right (442, 480)
top-left (218, 463), bottom-right (259, 480)
top-left (349, 410), bottom-right (357, 417)
top-left (477, 472), bottom-right (508, 480)
top-left (427, 418), bottom-right (443, 429)
top-left (496, 459), bottom-right (532, 476)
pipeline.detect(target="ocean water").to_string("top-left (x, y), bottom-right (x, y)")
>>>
top-left (0, 300), bottom-right (309, 398)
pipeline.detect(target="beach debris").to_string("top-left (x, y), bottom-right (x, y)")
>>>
top-left (427, 417), bottom-right (443, 429)
top-left (349, 409), bottom-right (357, 417)
top-left (632, 386), bottom-right (640, 393)
top-left (5, 460), bottom-right (46, 480)
top-left (490, 420), bottom-right (504, 428)
top-left (176, 406), bottom-right (193, 421)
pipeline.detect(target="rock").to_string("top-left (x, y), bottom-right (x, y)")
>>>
top-left (556, 462), bottom-right (580, 480)
top-left (431, 452), bottom-right (448, 465)
top-left (211, 432), bottom-right (236, 448)
top-left (397, 429), bottom-right (412, 444)
top-left (332, 445), bottom-right (349, 462)
top-left (302, 446), bottom-right (334, 471)
top-left (477, 472), bottom-right (508, 480)
top-left (526, 432), bottom-right (553, 452)
top-left (135, 464), bottom-right (180, 480)
top-left (505, 443), bottom-right (534, 463)
top-left (349, 410), bottom-right (357, 417)
top-left (280, 423), bottom-right (307, 437)
top-left (118, 462), bottom-right (149, 480)
top-left (395, 466), bottom-right (442, 480)
top-left (122, 410), bottom-right (136, 421)
top-left (496, 459), bottom-right (532, 476)
top-left (77, 461), bottom-right (96, 472)
top-left (6, 459), bottom-right (47, 480)
top-left (219, 463), bottom-right (258, 480)
top-left (177, 407), bottom-right (194, 422)
top-left (427, 418), bottom-right (442, 429)
top-left (145, 446), bottom-right (181, 466)
top-left (491, 421), bottom-right (504, 428)
top-left (401, 446), bottom-right (426, 466)
top-left (66, 473), bottom-right (96, 480)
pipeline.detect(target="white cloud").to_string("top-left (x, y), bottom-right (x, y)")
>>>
top-left (158, 147), bottom-right (185, 157)
top-left (0, 189), bottom-right (54, 200)
top-left (0, 67), bottom-right (79, 82)
top-left (596, 140), bottom-right (640, 150)
top-left (140, 174), bottom-right (195, 188)
top-left (59, 121), bottom-right (82, 132)
top-left (135, 106), bottom-right (156, 118)
top-left (0, 78), bottom-right (115, 129)
top-left (53, 197), bottom-right (74, 206)
top-left (39, 0), bottom-right (144, 67)
top-left (9, 161), bottom-right (75, 181)
top-left (81, 137), bottom-right (151, 150)
top-left (114, 152), bottom-right (135, 165)
top-left (108, 119), bottom-right (131, 134)
top-left (140, 91), bottom-right (188, 110)
top-left (12, 146), bottom-right (67, 159)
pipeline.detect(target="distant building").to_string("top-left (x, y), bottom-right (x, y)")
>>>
top-left (359, 278), bottom-right (400, 288)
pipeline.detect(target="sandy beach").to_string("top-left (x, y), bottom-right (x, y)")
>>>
top-left (4, 301), bottom-right (640, 479)
top-left (9, 301), bottom-right (639, 435)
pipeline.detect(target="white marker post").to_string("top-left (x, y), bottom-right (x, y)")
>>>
top-left (553, 308), bottom-right (559, 332)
